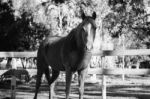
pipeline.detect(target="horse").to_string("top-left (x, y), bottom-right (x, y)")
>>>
top-left (34, 11), bottom-right (97, 99)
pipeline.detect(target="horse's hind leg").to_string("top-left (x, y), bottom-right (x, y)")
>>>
top-left (45, 68), bottom-right (60, 99)
top-left (34, 68), bottom-right (44, 99)
top-left (34, 53), bottom-right (47, 99)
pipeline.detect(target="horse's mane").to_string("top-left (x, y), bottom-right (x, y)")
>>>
top-left (66, 21), bottom-right (83, 42)
top-left (65, 28), bottom-right (78, 49)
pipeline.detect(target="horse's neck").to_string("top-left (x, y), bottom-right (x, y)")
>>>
top-left (65, 28), bottom-right (85, 53)
top-left (66, 29), bottom-right (76, 41)
top-left (64, 29), bottom-right (77, 50)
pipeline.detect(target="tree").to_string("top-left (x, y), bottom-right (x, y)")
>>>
top-left (0, 0), bottom-right (50, 51)
top-left (103, 0), bottom-right (150, 69)
top-left (0, 0), bottom-right (50, 69)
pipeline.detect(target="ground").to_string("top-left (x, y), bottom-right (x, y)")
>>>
top-left (1, 75), bottom-right (150, 99)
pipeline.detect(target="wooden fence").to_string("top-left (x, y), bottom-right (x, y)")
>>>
top-left (1, 49), bottom-right (150, 99)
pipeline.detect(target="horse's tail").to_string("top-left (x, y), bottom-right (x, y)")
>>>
top-left (36, 42), bottom-right (49, 70)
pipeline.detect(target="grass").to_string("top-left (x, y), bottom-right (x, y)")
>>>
top-left (1, 72), bottom-right (150, 99)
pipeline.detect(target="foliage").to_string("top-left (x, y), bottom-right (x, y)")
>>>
top-left (0, 0), bottom-right (49, 51)
top-left (0, 0), bottom-right (107, 51)
top-left (103, 0), bottom-right (150, 67)
top-left (104, 0), bottom-right (150, 49)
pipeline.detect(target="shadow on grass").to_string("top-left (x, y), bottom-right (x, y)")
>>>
top-left (1, 81), bottom-right (150, 99)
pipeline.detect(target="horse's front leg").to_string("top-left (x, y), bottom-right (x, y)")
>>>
top-left (78, 68), bottom-right (87, 99)
top-left (66, 68), bottom-right (73, 99)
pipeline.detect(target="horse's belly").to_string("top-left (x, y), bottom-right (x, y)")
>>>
top-left (49, 62), bottom-right (65, 71)
top-left (46, 47), bottom-right (65, 71)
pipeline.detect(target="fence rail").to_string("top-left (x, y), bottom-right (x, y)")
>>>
top-left (1, 68), bottom-right (150, 77)
top-left (1, 49), bottom-right (150, 99)
top-left (1, 49), bottom-right (150, 57)
top-left (93, 49), bottom-right (150, 56)
top-left (88, 68), bottom-right (150, 75)
top-left (0, 52), bottom-right (37, 57)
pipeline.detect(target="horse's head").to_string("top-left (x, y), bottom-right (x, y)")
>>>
top-left (76, 12), bottom-right (97, 52)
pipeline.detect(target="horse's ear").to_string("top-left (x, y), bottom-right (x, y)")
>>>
top-left (81, 11), bottom-right (86, 20)
top-left (92, 12), bottom-right (96, 20)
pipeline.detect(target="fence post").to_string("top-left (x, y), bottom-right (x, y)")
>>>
top-left (11, 76), bottom-right (16, 99)
top-left (102, 75), bottom-right (106, 99)
top-left (101, 56), bottom-right (106, 99)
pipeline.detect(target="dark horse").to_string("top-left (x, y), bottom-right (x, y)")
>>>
top-left (34, 12), bottom-right (97, 99)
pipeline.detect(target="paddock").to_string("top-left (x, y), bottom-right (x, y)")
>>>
top-left (1, 49), bottom-right (150, 99)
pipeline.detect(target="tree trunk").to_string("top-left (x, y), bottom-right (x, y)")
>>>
top-left (21, 58), bottom-right (26, 69)
top-left (6, 58), bottom-right (12, 69)
top-left (122, 34), bottom-right (125, 81)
